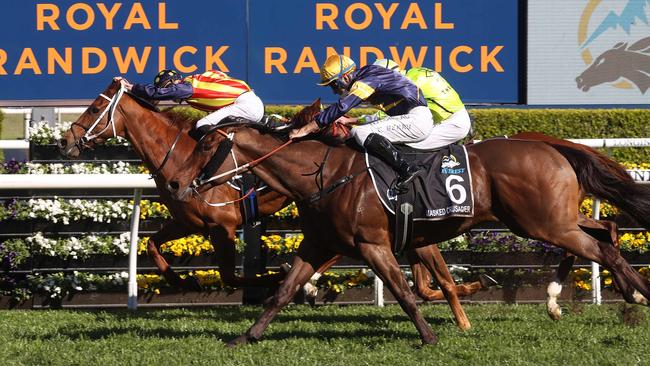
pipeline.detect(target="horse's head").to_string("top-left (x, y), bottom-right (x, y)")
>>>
top-left (576, 37), bottom-right (650, 93)
top-left (58, 80), bottom-right (131, 158)
top-left (289, 98), bottom-right (321, 128)
top-left (167, 122), bottom-right (261, 201)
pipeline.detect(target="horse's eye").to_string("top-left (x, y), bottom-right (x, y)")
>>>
top-left (90, 106), bottom-right (100, 114)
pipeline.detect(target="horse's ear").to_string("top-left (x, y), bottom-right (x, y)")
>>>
top-left (613, 42), bottom-right (628, 50)
top-left (311, 98), bottom-right (321, 110)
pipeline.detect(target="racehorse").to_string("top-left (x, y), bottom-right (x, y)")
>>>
top-left (165, 101), bottom-right (650, 346)
top-left (56, 80), bottom-right (491, 330)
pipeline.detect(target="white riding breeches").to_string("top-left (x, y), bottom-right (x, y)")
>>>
top-left (407, 108), bottom-right (471, 150)
top-left (195, 91), bottom-right (265, 128)
top-left (351, 106), bottom-right (434, 146)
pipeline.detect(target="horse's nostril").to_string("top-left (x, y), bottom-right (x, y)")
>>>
top-left (57, 139), bottom-right (67, 149)
top-left (168, 181), bottom-right (180, 192)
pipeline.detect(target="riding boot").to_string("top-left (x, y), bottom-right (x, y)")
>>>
top-left (188, 125), bottom-right (214, 141)
top-left (363, 133), bottom-right (424, 190)
top-left (260, 114), bottom-right (290, 131)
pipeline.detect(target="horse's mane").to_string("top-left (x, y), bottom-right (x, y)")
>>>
top-left (160, 107), bottom-right (200, 132)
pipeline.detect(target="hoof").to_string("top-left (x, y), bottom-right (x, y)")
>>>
top-left (227, 335), bottom-right (251, 347)
top-left (418, 336), bottom-right (438, 348)
top-left (547, 305), bottom-right (562, 321)
top-left (180, 276), bottom-right (203, 292)
top-left (479, 274), bottom-right (498, 288)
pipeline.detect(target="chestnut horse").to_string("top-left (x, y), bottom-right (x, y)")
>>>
top-left (166, 103), bottom-right (650, 346)
top-left (56, 81), bottom-right (489, 327)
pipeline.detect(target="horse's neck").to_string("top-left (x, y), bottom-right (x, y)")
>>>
top-left (122, 106), bottom-right (190, 179)
top-left (250, 138), bottom-right (362, 200)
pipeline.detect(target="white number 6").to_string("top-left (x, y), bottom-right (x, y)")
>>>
top-left (445, 175), bottom-right (466, 204)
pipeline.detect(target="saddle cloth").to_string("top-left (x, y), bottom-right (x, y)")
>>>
top-left (366, 144), bottom-right (474, 221)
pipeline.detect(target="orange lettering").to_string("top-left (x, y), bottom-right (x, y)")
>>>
top-left (158, 46), bottom-right (167, 71)
top-left (265, 47), bottom-right (287, 74)
top-left (345, 3), bottom-right (372, 30)
top-left (82, 47), bottom-right (107, 74)
top-left (113, 47), bottom-right (151, 73)
top-left (293, 47), bottom-right (319, 73)
top-left (97, 3), bottom-right (121, 30)
top-left (374, 3), bottom-right (398, 30)
top-left (125, 3), bottom-right (151, 30)
top-left (481, 46), bottom-right (504, 72)
top-left (450, 46), bottom-right (473, 73)
top-left (389, 46), bottom-right (428, 69)
top-left (15, 48), bottom-right (42, 75)
top-left (434, 46), bottom-right (442, 72)
top-left (158, 3), bottom-right (179, 29)
top-left (359, 46), bottom-right (384, 66)
top-left (315, 3), bottom-right (338, 30)
top-left (67, 3), bottom-right (95, 31)
top-left (48, 48), bottom-right (72, 74)
top-left (205, 46), bottom-right (229, 72)
top-left (401, 3), bottom-right (427, 30)
top-left (36, 4), bottom-right (60, 31)
top-left (174, 46), bottom-right (197, 73)
top-left (434, 3), bottom-right (454, 30)
top-left (0, 49), bottom-right (7, 75)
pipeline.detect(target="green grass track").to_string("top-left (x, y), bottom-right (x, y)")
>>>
top-left (0, 304), bottom-right (649, 365)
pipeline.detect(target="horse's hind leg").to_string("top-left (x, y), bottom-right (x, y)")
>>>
top-left (409, 245), bottom-right (472, 330)
top-left (547, 254), bottom-right (575, 320)
top-left (358, 242), bottom-right (437, 345)
top-left (227, 242), bottom-right (337, 346)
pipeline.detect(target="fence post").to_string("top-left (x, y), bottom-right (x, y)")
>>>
top-left (374, 274), bottom-right (384, 307)
top-left (241, 174), bottom-right (267, 304)
top-left (128, 188), bottom-right (142, 310)
top-left (591, 198), bottom-right (602, 305)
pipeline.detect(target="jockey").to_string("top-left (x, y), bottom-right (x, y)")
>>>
top-left (117, 70), bottom-right (286, 139)
top-left (289, 54), bottom-right (430, 190)
top-left (371, 59), bottom-right (471, 147)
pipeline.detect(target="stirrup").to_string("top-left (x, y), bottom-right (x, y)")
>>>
top-left (395, 166), bottom-right (425, 191)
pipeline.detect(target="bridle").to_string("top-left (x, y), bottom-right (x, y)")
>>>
top-left (69, 86), bottom-right (125, 154)
top-left (68, 85), bottom-right (182, 178)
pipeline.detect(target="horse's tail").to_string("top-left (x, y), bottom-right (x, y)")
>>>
top-left (548, 143), bottom-right (650, 229)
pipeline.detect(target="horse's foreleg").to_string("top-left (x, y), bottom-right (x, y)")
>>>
top-left (359, 243), bottom-right (437, 346)
top-left (147, 221), bottom-right (195, 289)
top-left (228, 243), bottom-right (336, 347)
top-left (410, 245), bottom-right (471, 330)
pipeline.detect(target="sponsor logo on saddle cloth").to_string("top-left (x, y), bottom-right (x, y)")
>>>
top-left (366, 145), bottom-right (474, 221)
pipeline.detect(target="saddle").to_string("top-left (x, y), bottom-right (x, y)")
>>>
top-left (365, 143), bottom-right (474, 254)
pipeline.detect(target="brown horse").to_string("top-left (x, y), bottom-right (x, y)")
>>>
top-left (56, 80), bottom-right (489, 324)
top-left (166, 102), bottom-right (650, 346)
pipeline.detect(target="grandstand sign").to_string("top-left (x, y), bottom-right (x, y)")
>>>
top-left (0, 0), bottom-right (519, 105)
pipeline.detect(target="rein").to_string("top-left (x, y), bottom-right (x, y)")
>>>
top-left (194, 128), bottom-right (294, 187)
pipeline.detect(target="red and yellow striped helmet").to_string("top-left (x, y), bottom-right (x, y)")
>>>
top-left (317, 54), bottom-right (356, 86)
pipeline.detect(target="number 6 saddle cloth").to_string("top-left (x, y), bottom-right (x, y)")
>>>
top-left (366, 144), bottom-right (474, 221)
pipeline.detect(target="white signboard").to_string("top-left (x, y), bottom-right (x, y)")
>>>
top-left (528, 0), bottom-right (650, 104)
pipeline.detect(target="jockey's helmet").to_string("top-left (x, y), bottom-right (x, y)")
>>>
top-left (154, 69), bottom-right (183, 88)
top-left (373, 59), bottom-right (405, 75)
top-left (317, 54), bottom-right (356, 86)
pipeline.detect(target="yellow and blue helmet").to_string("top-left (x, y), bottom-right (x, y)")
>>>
top-left (317, 54), bottom-right (356, 86)
top-left (153, 69), bottom-right (183, 88)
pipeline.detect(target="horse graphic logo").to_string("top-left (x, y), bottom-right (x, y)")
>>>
top-left (441, 155), bottom-right (460, 169)
top-left (576, 37), bottom-right (650, 94)
top-left (576, 0), bottom-right (650, 94)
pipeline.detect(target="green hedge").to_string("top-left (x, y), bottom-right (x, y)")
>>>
top-left (166, 106), bottom-right (650, 163)
top-left (468, 109), bottom-right (650, 162)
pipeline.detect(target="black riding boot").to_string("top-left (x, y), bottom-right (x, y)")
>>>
top-left (364, 133), bottom-right (424, 190)
top-left (188, 125), bottom-right (214, 141)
